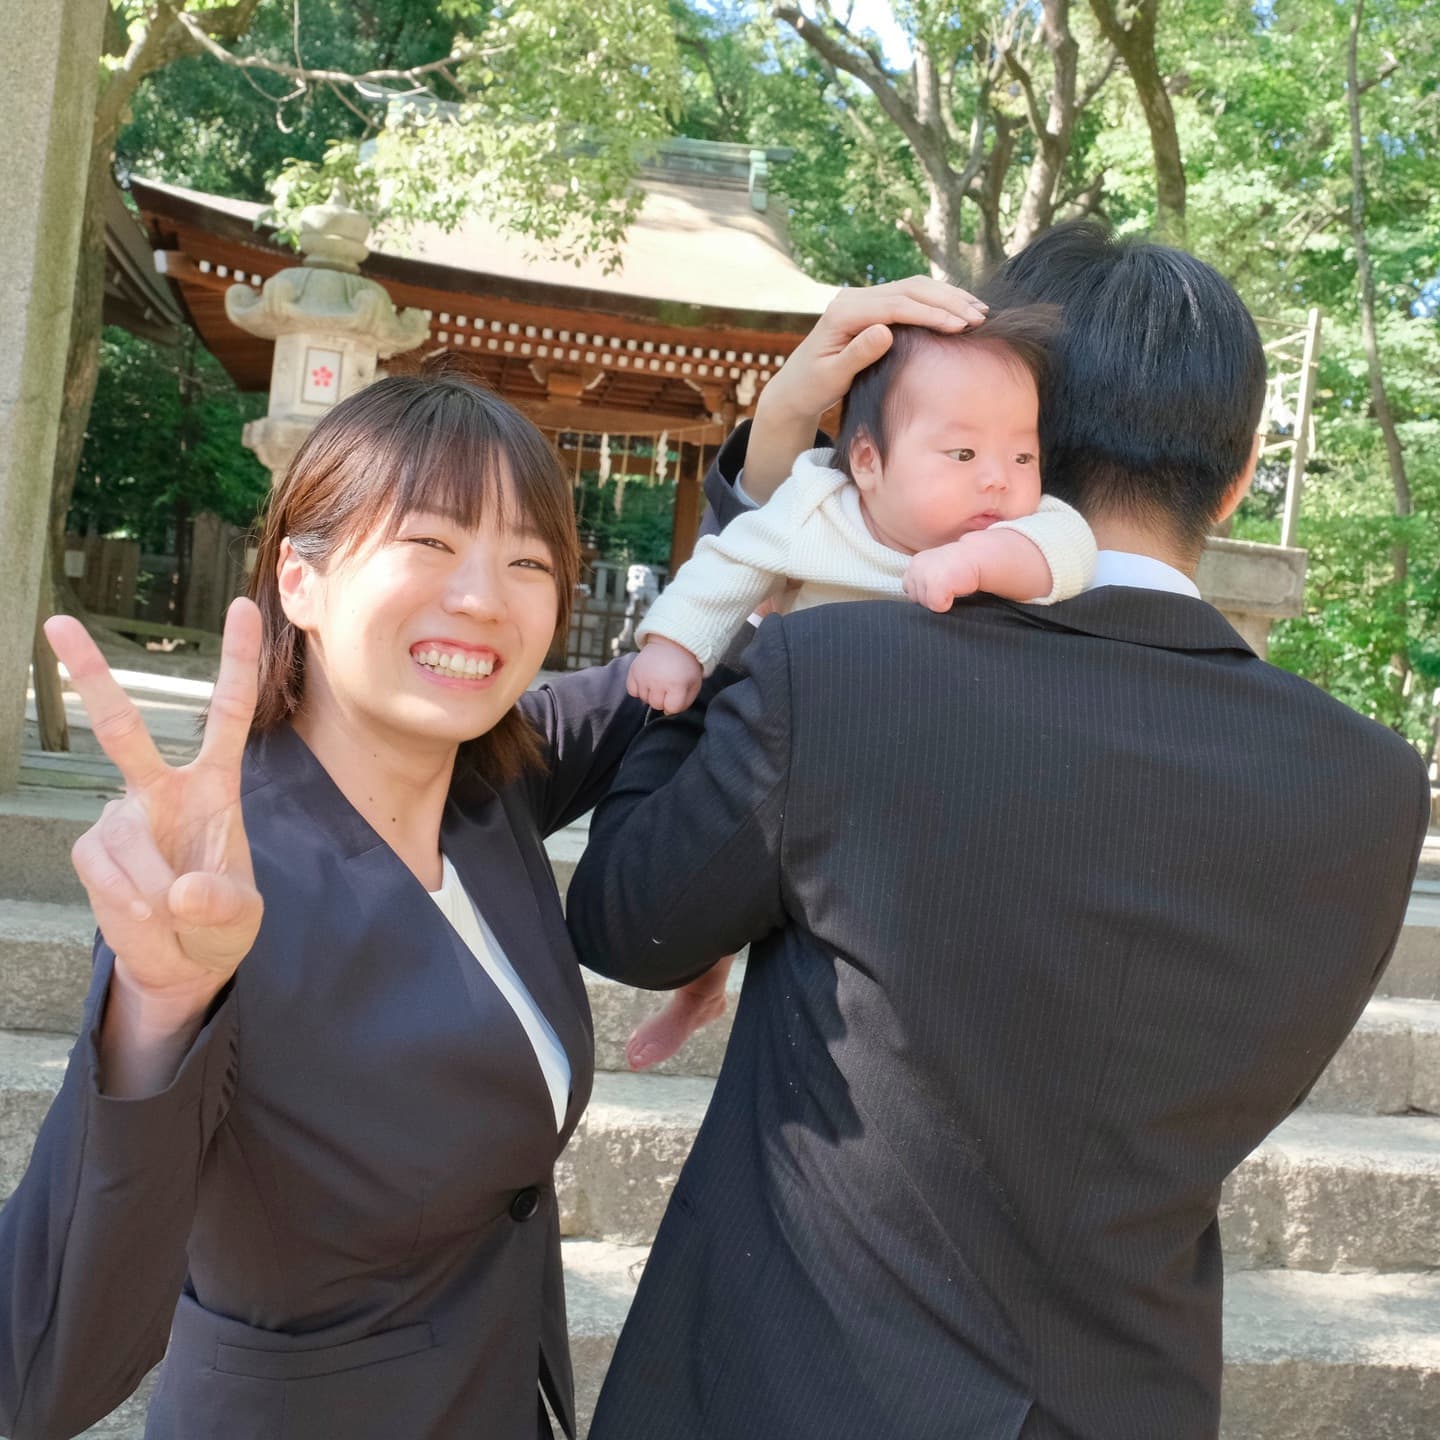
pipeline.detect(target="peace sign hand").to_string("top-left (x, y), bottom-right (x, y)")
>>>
top-left (43, 599), bottom-right (264, 1013)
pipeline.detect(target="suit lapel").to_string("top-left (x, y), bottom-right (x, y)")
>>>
top-left (245, 725), bottom-right (591, 1137)
top-left (442, 769), bottom-right (593, 1136)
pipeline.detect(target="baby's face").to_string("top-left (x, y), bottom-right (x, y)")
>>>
top-left (851, 343), bottom-right (1042, 555)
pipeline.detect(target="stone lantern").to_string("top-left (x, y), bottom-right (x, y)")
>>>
top-left (226, 191), bottom-right (430, 482)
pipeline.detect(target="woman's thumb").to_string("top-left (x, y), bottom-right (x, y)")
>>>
top-left (170, 871), bottom-right (262, 962)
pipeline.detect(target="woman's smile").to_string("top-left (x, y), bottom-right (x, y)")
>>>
top-left (410, 638), bottom-right (503, 686)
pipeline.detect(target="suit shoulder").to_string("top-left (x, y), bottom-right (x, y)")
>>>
top-left (1257, 661), bottom-right (1430, 793)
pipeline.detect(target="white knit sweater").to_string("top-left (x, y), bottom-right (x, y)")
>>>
top-left (635, 449), bottom-right (1097, 672)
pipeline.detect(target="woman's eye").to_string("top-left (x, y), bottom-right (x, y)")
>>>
top-left (1015, 452), bottom-right (1037, 466)
top-left (946, 448), bottom-right (976, 462)
top-left (513, 557), bottom-right (555, 575)
top-left (407, 536), bottom-right (450, 552)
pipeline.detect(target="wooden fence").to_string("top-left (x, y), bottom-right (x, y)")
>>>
top-left (65, 513), bottom-right (251, 636)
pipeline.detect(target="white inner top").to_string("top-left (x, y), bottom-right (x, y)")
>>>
top-left (428, 855), bottom-right (572, 1130)
top-left (1090, 549), bottom-right (1201, 598)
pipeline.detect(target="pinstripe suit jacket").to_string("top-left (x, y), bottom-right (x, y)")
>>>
top-left (568, 578), bottom-right (1429, 1439)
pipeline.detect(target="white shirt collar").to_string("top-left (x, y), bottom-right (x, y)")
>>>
top-left (1090, 549), bottom-right (1201, 599)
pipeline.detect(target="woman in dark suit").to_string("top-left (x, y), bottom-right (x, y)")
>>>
top-left (0, 372), bottom-right (646, 1440)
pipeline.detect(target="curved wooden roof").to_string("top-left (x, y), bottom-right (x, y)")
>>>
top-left (130, 173), bottom-right (835, 438)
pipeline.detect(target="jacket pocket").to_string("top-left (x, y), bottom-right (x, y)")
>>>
top-left (214, 1322), bottom-right (435, 1381)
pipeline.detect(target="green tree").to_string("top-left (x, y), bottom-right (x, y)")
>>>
top-left (1179, 0), bottom-right (1440, 749)
top-left (74, 328), bottom-right (269, 552)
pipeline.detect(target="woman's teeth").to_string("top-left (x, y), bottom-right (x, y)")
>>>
top-left (417, 648), bottom-right (495, 679)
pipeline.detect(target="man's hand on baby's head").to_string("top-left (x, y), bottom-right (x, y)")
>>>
top-left (627, 637), bottom-right (705, 715)
top-left (903, 542), bottom-right (984, 613)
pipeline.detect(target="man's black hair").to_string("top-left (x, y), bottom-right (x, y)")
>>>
top-left (833, 307), bottom-right (1057, 482)
top-left (995, 220), bottom-right (1266, 554)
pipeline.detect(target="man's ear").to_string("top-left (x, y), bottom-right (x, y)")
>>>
top-left (1213, 431), bottom-right (1261, 528)
top-left (848, 431), bottom-right (884, 495)
top-left (276, 539), bottom-right (319, 630)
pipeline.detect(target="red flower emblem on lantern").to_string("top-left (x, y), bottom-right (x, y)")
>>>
top-left (311, 365), bottom-right (334, 389)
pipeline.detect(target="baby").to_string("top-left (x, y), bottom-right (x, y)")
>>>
top-left (623, 309), bottom-right (1096, 1068)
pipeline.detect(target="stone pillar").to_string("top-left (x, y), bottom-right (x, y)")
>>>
top-left (0, 0), bottom-right (107, 791)
top-left (1197, 537), bottom-right (1308, 660)
top-left (227, 193), bottom-right (430, 484)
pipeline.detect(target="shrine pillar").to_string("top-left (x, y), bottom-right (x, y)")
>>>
top-left (0, 0), bottom-right (106, 791)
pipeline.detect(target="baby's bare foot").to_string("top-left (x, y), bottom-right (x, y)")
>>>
top-left (626, 963), bottom-right (733, 1070)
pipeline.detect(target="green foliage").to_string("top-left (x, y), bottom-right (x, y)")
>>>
top-left (119, 0), bottom-right (459, 200)
top-left (269, 0), bottom-right (682, 269)
top-left (1179, 0), bottom-right (1440, 748)
top-left (573, 474), bottom-right (677, 568)
top-left (73, 329), bottom-right (269, 551)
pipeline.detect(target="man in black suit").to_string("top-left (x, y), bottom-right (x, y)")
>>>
top-left (567, 223), bottom-right (1430, 1440)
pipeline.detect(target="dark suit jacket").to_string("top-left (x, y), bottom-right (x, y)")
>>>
top-left (0, 661), bottom-right (644, 1440)
top-left (568, 461), bottom-right (1429, 1438)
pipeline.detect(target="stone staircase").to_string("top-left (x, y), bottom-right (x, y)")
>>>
top-left (1, 790), bottom-right (1438, 1438)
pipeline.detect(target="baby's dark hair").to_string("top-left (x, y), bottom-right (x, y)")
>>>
top-left (833, 303), bottom-right (1059, 480)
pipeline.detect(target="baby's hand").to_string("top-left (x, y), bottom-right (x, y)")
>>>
top-left (627, 637), bottom-right (704, 714)
top-left (902, 541), bottom-right (983, 613)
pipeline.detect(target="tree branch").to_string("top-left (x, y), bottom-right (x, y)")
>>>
top-left (815, 0), bottom-right (898, 86)
top-left (1078, 44), bottom-right (1120, 109)
top-left (897, 211), bottom-right (945, 270)
top-left (1001, 46), bottom-right (1047, 141)
top-left (1356, 52), bottom-right (1399, 93)
top-left (174, 11), bottom-right (503, 96)
top-left (95, 1), bottom-right (189, 142)
top-left (773, 4), bottom-right (955, 186)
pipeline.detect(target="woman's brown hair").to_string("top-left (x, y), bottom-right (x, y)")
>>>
top-left (247, 365), bottom-right (580, 787)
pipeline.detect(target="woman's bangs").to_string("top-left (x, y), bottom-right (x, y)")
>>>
top-left (382, 400), bottom-right (505, 531)
top-left (377, 389), bottom-right (567, 546)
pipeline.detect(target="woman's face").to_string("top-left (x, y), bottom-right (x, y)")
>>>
top-left (281, 496), bottom-right (561, 757)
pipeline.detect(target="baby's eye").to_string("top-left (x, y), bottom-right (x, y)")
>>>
top-left (946, 448), bottom-right (976, 463)
top-left (1015, 452), bottom-right (1037, 466)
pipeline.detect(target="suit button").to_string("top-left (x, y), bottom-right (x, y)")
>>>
top-left (510, 1187), bottom-right (541, 1222)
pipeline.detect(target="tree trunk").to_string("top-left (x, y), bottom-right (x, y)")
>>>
top-left (1346, 0), bottom-right (1412, 694)
top-left (46, 144), bottom-right (115, 608)
top-left (1088, 0), bottom-right (1185, 244)
top-left (31, 543), bottom-right (70, 752)
top-left (1010, 0), bottom-right (1081, 249)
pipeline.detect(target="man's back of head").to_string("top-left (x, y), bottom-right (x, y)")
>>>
top-left (996, 222), bottom-right (1266, 559)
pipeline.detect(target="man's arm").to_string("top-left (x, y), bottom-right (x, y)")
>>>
top-left (567, 622), bottom-right (793, 989)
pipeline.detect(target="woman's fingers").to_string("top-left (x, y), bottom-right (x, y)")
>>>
top-left (196, 598), bottom-right (262, 778)
top-left (169, 870), bottom-right (263, 974)
top-left (72, 824), bottom-right (156, 924)
top-left (826, 278), bottom-right (987, 340)
top-left (43, 616), bottom-right (169, 792)
top-left (96, 799), bottom-right (178, 915)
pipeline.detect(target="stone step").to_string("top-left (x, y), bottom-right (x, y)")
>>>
top-left (6, 1029), bottom-right (1435, 1276)
top-left (1384, 889), bottom-right (1440, 1000)
top-left (0, 790), bottom-right (102, 905)
top-left (7, 898), bottom-right (1439, 1111)
top-left (65, 1252), bottom-right (1440, 1439)
top-left (555, 1072), bottom-right (1440, 1270)
top-left (0, 791), bottom-right (589, 908)
top-left (1218, 1268), bottom-right (1440, 1439)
